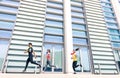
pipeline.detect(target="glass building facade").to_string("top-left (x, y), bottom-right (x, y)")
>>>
top-left (100, 0), bottom-right (120, 73)
top-left (0, 0), bottom-right (120, 74)
top-left (0, 0), bottom-right (20, 70)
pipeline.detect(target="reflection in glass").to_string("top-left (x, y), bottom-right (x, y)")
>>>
top-left (43, 44), bottom-right (63, 72)
top-left (73, 47), bottom-right (90, 72)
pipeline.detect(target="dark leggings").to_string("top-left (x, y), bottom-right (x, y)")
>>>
top-left (72, 61), bottom-right (79, 72)
top-left (24, 56), bottom-right (40, 71)
top-left (44, 60), bottom-right (56, 71)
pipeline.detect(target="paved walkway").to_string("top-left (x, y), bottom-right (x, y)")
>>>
top-left (0, 73), bottom-right (120, 78)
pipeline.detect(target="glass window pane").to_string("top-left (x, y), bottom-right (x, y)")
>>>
top-left (73, 47), bottom-right (90, 72)
top-left (0, 13), bottom-right (16, 20)
top-left (47, 8), bottom-right (63, 14)
top-left (71, 6), bottom-right (83, 11)
top-left (101, 2), bottom-right (111, 7)
top-left (112, 42), bottom-right (120, 48)
top-left (72, 30), bottom-right (86, 37)
top-left (71, 1), bottom-right (83, 6)
top-left (46, 20), bottom-right (63, 27)
top-left (106, 23), bottom-right (118, 28)
top-left (1, 0), bottom-right (20, 5)
top-left (101, 0), bottom-right (110, 2)
top-left (108, 29), bottom-right (119, 34)
top-left (72, 24), bottom-right (86, 30)
top-left (73, 38), bottom-right (87, 45)
top-left (0, 6), bottom-right (18, 12)
top-left (46, 14), bottom-right (63, 20)
top-left (105, 17), bottom-right (116, 22)
top-left (0, 21), bottom-right (14, 29)
top-left (45, 35), bottom-right (63, 43)
top-left (47, 1), bottom-right (63, 8)
top-left (43, 44), bottom-right (63, 72)
top-left (102, 7), bottom-right (113, 12)
top-left (114, 50), bottom-right (120, 61)
top-left (110, 35), bottom-right (120, 41)
top-left (72, 12), bottom-right (84, 17)
top-left (72, 18), bottom-right (84, 23)
top-left (0, 30), bottom-right (12, 38)
top-left (45, 27), bottom-right (63, 35)
top-left (104, 12), bottom-right (114, 17)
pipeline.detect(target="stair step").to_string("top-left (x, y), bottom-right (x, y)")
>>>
top-left (6, 68), bottom-right (40, 73)
top-left (7, 62), bottom-right (40, 67)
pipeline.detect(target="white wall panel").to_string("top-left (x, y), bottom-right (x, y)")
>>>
top-left (11, 40), bottom-right (42, 46)
top-left (4, 0), bottom-right (47, 73)
top-left (93, 60), bottom-right (116, 64)
top-left (13, 31), bottom-right (43, 36)
top-left (14, 27), bottom-right (44, 33)
top-left (92, 51), bottom-right (113, 55)
top-left (90, 35), bottom-right (110, 40)
top-left (85, 0), bottom-right (117, 73)
top-left (12, 36), bottom-right (43, 41)
top-left (18, 11), bottom-right (45, 17)
top-left (90, 39), bottom-right (110, 43)
top-left (16, 22), bottom-right (44, 29)
top-left (91, 43), bottom-right (111, 47)
top-left (19, 7), bottom-right (45, 14)
top-left (17, 19), bottom-right (43, 24)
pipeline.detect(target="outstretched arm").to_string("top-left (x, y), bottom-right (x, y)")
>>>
top-left (24, 49), bottom-right (28, 53)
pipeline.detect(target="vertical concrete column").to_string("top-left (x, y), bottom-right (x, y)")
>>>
top-left (63, 0), bottom-right (73, 73)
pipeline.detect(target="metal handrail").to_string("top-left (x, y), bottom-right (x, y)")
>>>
top-left (4, 59), bottom-right (9, 73)
top-left (34, 60), bottom-right (37, 74)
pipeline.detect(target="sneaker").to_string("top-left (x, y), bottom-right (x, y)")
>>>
top-left (22, 70), bottom-right (26, 72)
top-left (73, 72), bottom-right (76, 74)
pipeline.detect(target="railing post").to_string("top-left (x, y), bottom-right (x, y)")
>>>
top-left (98, 63), bottom-right (101, 74)
top-left (34, 60), bottom-right (37, 74)
top-left (41, 46), bottom-right (45, 73)
top-left (4, 59), bottom-right (9, 73)
top-left (52, 47), bottom-right (55, 72)
top-left (79, 47), bottom-right (83, 72)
